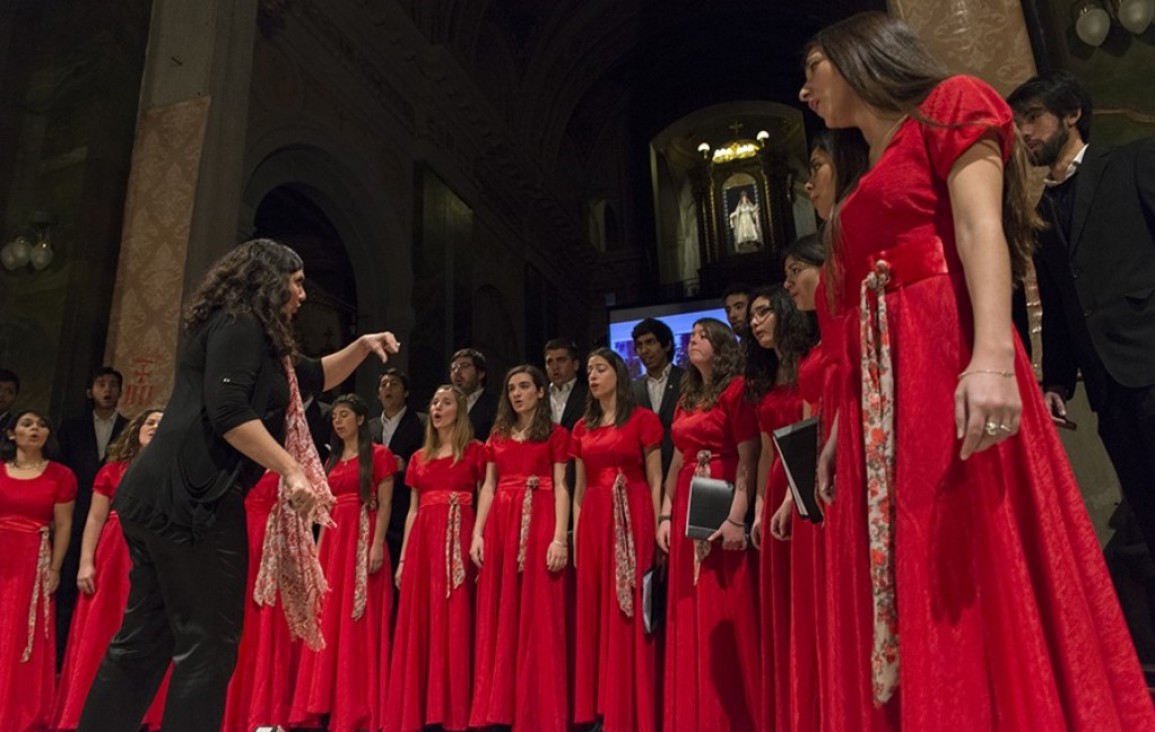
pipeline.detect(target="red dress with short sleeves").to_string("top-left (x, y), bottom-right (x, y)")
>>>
top-left (221, 470), bottom-right (300, 732)
top-left (385, 440), bottom-right (485, 732)
top-left (0, 461), bottom-right (76, 731)
top-left (53, 461), bottom-right (169, 730)
top-left (470, 425), bottom-right (571, 732)
top-left (292, 443), bottom-right (396, 732)
top-left (571, 408), bottom-right (664, 732)
top-left (663, 377), bottom-right (762, 732)
top-left (826, 75), bottom-right (1155, 730)
top-left (755, 385), bottom-right (803, 732)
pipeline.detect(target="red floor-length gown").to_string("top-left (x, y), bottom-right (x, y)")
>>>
top-left (571, 408), bottom-right (664, 732)
top-left (53, 461), bottom-right (169, 730)
top-left (0, 462), bottom-right (76, 732)
top-left (385, 440), bottom-right (485, 732)
top-left (292, 444), bottom-right (396, 732)
top-left (755, 385), bottom-right (802, 732)
top-left (470, 425), bottom-right (571, 731)
top-left (825, 75), bottom-right (1155, 730)
top-left (221, 471), bottom-right (302, 732)
top-left (663, 377), bottom-right (762, 732)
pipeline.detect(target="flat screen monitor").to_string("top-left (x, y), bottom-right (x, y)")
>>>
top-left (608, 299), bottom-right (729, 380)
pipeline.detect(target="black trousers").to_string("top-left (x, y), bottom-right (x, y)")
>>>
top-left (1097, 379), bottom-right (1155, 561)
top-left (77, 488), bottom-right (247, 732)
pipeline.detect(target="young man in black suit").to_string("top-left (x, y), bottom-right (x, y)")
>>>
top-left (1009, 72), bottom-right (1155, 559)
top-left (450, 347), bottom-right (497, 441)
top-left (630, 318), bottom-right (684, 478)
top-left (370, 368), bottom-right (426, 566)
top-left (544, 337), bottom-right (588, 431)
top-left (56, 366), bottom-right (129, 663)
top-left (0, 368), bottom-right (18, 451)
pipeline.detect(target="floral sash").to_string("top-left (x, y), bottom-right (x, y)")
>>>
top-left (860, 261), bottom-right (899, 705)
top-left (253, 357), bottom-right (336, 651)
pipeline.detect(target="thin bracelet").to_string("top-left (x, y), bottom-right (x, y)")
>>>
top-left (725, 518), bottom-right (746, 529)
top-left (657, 514), bottom-right (671, 524)
top-left (958, 368), bottom-right (1014, 379)
top-left (551, 539), bottom-right (568, 549)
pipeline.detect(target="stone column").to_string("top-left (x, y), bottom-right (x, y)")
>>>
top-left (104, 0), bottom-right (260, 411)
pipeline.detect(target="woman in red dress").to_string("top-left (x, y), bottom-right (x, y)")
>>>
top-left (291, 394), bottom-right (396, 732)
top-left (656, 319), bottom-right (761, 732)
top-left (571, 348), bottom-right (664, 732)
top-left (385, 385), bottom-right (485, 732)
top-left (54, 408), bottom-right (168, 731)
top-left (799, 12), bottom-right (1155, 729)
top-left (220, 469), bottom-right (298, 732)
top-left (469, 365), bottom-right (571, 731)
top-left (0, 410), bottom-right (76, 731)
top-left (745, 284), bottom-right (816, 732)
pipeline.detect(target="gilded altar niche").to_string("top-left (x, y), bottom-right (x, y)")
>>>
top-left (692, 133), bottom-right (795, 293)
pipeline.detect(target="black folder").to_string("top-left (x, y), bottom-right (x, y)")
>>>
top-left (685, 475), bottom-right (734, 540)
top-left (642, 566), bottom-right (666, 634)
top-left (771, 417), bottom-right (823, 523)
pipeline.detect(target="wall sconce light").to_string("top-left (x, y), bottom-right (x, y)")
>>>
top-left (697, 142), bottom-right (712, 159)
top-left (756, 130), bottom-right (770, 145)
top-left (1, 211), bottom-right (55, 272)
top-left (1074, 0), bottom-right (1154, 47)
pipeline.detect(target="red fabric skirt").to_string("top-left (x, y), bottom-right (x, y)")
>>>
top-left (826, 278), bottom-right (1155, 730)
top-left (291, 496), bottom-right (389, 732)
top-left (52, 512), bottom-right (169, 730)
top-left (222, 490), bottom-right (303, 732)
top-left (573, 474), bottom-right (659, 732)
top-left (0, 527), bottom-right (56, 731)
top-left (663, 458), bottom-right (762, 732)
top-left (759, 462), bottom-right (792, 732)
top-left (471, 479), bottom-right (570, 731)
top-left (384, 497), bottom-right (475, 732)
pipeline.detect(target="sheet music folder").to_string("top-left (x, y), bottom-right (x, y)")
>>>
top-left (771, 417), bottom-right (823, 523)
top-left (685, 475), bottom-right (734, 540)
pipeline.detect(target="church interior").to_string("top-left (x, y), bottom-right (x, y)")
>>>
top-left (3, 0), bottom-right (1155, 672)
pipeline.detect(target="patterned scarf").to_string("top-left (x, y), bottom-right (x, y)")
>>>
top-left (253, 357), bottom-right (336, 651)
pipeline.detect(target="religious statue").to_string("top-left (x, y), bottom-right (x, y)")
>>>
top-left (728, 190), bottom-right (761, 253)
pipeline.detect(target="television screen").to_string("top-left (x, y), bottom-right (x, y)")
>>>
top-left (608, 299), bottom-right (729, 380)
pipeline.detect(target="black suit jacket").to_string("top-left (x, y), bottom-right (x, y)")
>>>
top-left (115, 312), bottom-right (323, 542)
top-left (556, 380), bottom-right (589, 432)
top-left (370, 407), bottom-right (426, 565)
top-left (631, 365), bottom-right (684, 477)
top-left (58, 411), bottom-right (129, 531)
top-left (1035, 140), bottom-right (1155, 410)
top-left (468, 388), bottom-right (499, 442)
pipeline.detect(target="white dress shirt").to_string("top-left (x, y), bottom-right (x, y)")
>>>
top-left (550, 378), bottom-right (576, 424)
top-left (94, 411), bottom-right (118, 460)
top-left (645, 363), bottom-right (673, 411)
top-left (379, 406), bottom-right (407, 447)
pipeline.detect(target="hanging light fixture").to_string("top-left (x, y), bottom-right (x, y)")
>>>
top-left (1, 211), bottom-right (55, 272)
top-left (1073, 0), bottom-right (1155, 47)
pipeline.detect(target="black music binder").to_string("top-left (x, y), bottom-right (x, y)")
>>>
top-left (772, 417), bottom-right (823, 523)
top-left (685, 475), bottom-right (734, 540)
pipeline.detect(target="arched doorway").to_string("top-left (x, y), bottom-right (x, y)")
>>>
top-left (253, 184), bottom-right (357, 392)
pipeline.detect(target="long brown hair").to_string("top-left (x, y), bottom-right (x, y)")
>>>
top-left (582, 348), bottom-right (636, 430)
top-left (184, 239), bottom-right (303, 358)
top-left (492, 365), bottom-right (554, 442)
top-left (419, 385), bottom-right (473, 463)
top-left (808, 11), bottom-right (1039, 282)
top-left (679, 318), bottom-right (744, 411)
top-left (324, 394), bottom-right (377, 507)
top-left (744, 285), bottom-right (817, 400)
top-left (106, 408), bottom-right (164, 463)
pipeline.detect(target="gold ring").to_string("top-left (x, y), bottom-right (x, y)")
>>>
top-left (983, 421), bottom-right (999, 437)
top-left (997, 424), bottom-right (1012, 433)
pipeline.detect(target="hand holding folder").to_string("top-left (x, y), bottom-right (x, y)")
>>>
top-left (772, 417), bottom-right (823, 523)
